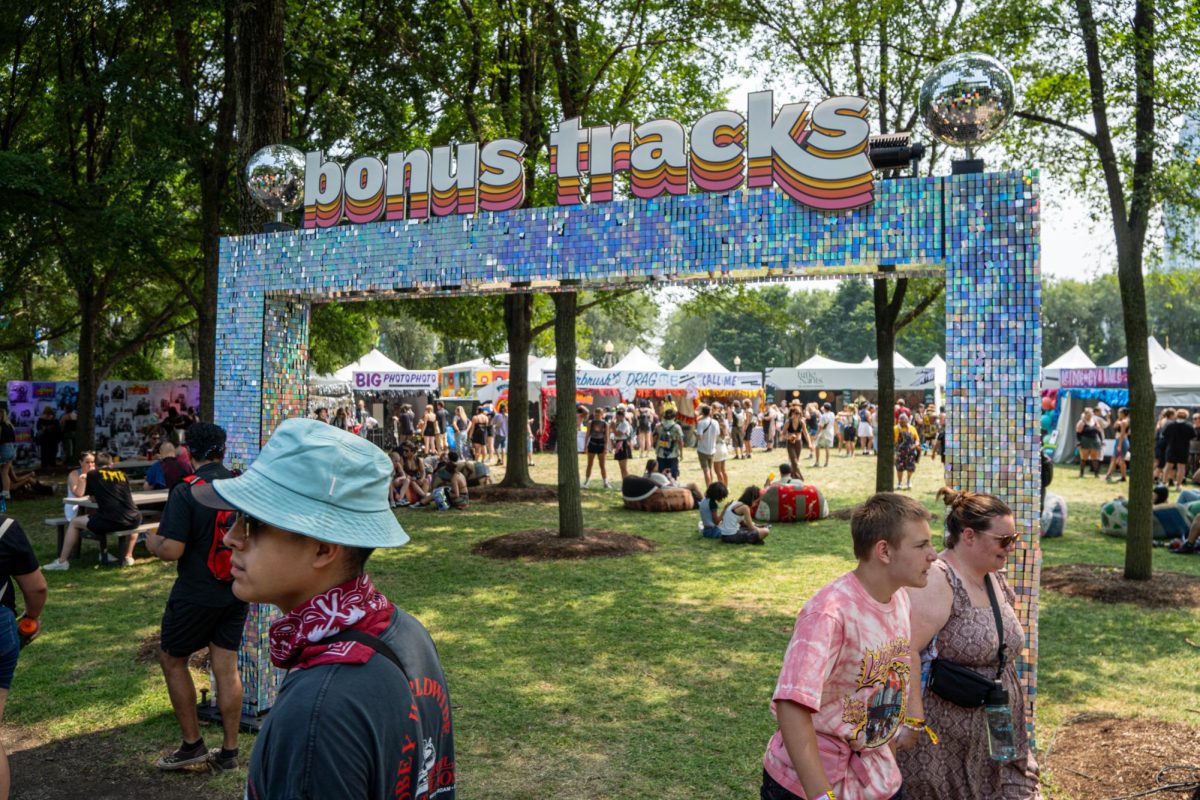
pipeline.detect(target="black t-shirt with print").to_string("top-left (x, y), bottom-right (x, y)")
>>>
top-left (247, 608), bottom-right (456, 800)
top-left (85, 469), bottom-right (141, 529)
top-left (0, 518), bottom-right (40, 613)
top-left (158, 462), bottom-right (242, 608)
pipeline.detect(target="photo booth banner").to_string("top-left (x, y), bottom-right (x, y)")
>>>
top-left (351, 371), bottom-right (439, 391)
top-left (5, 380), bottom-right (200, 466)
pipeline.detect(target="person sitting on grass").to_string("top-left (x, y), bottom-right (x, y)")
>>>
top-left (44, 452), bottom-right (141, 570)
top-left (718, 486), bottom-right (770, 545)
top-left (698, 482), bottom-right (728, 538)
top-left (419, 455), bottom-right (468, 510)
top-left (1171, 508), bottom-right (1200, 554)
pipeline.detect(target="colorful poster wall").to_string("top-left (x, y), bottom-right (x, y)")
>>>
top-left (5, 380), bottom-right (200, 466)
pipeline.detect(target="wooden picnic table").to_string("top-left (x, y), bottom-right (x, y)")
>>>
top-left (64, 490), bottom-right (170, 510)
top-left (108, 459), bottom-right (154, 471)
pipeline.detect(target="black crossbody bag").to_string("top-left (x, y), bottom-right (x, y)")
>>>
top-left (926, 574), bottom-right (1007, 708)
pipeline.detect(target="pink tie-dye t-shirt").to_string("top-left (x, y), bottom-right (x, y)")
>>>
top-left (763, 572), bottom-right (912, 800)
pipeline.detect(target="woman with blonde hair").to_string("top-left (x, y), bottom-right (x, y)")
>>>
top-left (896, 487), bottom-right (1039, 799)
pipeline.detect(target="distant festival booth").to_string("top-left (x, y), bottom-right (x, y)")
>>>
top-left (221, 72), bottom-right (1042, 733)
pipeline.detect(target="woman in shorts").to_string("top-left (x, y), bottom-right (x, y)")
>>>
top-left (636, 403), bottom-right (655, 458)
top-left (582, 406), bottom-right (611, 488)
top-left (1075, 407), bottom-right (1105, 478)
top-left (610, 406), bottom-right (634, 481)
top-left (422, 405), bottom-right (439, 455)
top-left (712, 405), bottom-right (731, 487)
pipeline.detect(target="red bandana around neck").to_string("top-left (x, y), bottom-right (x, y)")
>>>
top-left (269, 575), bottom-right (396, 670)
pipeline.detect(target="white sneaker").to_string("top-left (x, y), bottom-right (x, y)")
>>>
top-left (122, 556), bottom-right (135, 567)
top-left (581, 478), bottom-right (591, 488)
top-left (99, 552), bottom-right (120, 566)
top-left (905, 482), bottom-right (912, 490)
top-left (43, 560), bottom-right (69, 571)
top-left (603, 479), bottom-right (612, 489)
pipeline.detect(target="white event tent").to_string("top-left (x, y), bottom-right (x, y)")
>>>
top-left (332, 348), bottom-right (406, 380)
top-left (767, 352), bottom-right (936, 393)
top-left (1042, 344), bottom-right (1097, 390)
top-left (611, 345), bottom-right (664, 372)
top-left (681, 349), bottom-right (729, 373)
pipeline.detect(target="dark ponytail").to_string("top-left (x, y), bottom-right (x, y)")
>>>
top-left (936, 486), bottom-right (1012, 548)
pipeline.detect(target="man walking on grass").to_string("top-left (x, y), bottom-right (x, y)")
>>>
top-left (193, 418), bottom-right (455, 799)
top-left (145, 422), bottom-right (245, 771)
top-left (761, 493), bottom-right (936, 800)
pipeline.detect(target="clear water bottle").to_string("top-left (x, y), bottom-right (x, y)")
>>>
top-left (984, 682), bottom-right (1016, 762)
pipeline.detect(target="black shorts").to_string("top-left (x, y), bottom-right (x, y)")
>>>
top-left (160, 597), bottom-right (248, 657)
top-left (613, 440), bottom-right (632, 461)
top-left (586, 439), bottom-right (607, 455)
top-left (87, 514), bottom-right (141, 535)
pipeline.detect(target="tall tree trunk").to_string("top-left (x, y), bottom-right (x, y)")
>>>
top-left (1117, 233), bottom-right (1155, 580)
top-left (873, 276), bottom-right (907, 492)
top-left (235, 0), bottom-right (286, 234)
top-left (20, 351), bottom-right (32, 381)
top-left (75, 288), bottom-right (99, 456)
top-left (552, 291), bottom-right (583, 537)
top-left (499, 293), bottom-right (535, 487)
top-left (196, 0), bottom-right (238, 422)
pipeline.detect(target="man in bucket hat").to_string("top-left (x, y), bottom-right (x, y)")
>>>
top-left (192, 418), bottom-right (455, 799)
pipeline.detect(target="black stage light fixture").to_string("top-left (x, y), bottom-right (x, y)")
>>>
top-left (868, 133), bottom-right (926, 174)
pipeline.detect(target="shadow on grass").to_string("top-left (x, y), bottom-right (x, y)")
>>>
top-left (6, 718), bottom-right (240, 800)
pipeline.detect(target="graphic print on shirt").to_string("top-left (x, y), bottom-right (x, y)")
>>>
top-left (417, 738), bottom-right (436, 796)
top-left (841, 637), bottom-right (910, 747)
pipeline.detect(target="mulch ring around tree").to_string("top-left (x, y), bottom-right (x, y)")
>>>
top-left (1041, 564), bottom-right (1200, 609)
top-left (473, 528), bottom-right (656, 561)
top-left (469, 484), bottom-right (559, 504)
top-left (1042, 713), bottom-right (1200, 800)
top-left (135, 632), bottom-right (210, 671)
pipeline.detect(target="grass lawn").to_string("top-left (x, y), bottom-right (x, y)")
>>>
top-left (4, 447), bottom-right (1198, 798)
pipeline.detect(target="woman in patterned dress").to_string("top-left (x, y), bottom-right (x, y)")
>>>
top-left (896, 488), bottom-right (1040, 800)
top-left (894, 413), bottom-right (919, 490)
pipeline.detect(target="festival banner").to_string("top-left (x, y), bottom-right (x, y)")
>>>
top-left (351, 371), bottom-right (440, 391)
top-left (1060, 367), bottom-right (1128, 389)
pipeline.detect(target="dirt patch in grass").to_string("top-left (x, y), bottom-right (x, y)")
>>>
top-left (135, 632), bottom-right (210, 672)
top-left (1041, 564), bottom-right (1200, 609)
top-left (473, 528), bottom-right (656, 561)
top-left (4, 722), bottom-right (227, 799)
top-left (469, 484), bottom-right (559, 503)
top-left (1043, 714), bottom-right (1200, 800)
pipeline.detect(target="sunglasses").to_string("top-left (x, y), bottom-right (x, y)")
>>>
top-left (229, 512), bottom-right (262, 540)
top-left (984, 531), bottom-right (1019, 548)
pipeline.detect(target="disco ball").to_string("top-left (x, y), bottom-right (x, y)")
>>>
top-left (919, 53), bottom-right (1016, 148)
top-left (245, 144), bottom-right (305, 213)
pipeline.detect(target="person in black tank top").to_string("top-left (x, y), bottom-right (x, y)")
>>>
top-left (582, 407), bottom-right (611, 489)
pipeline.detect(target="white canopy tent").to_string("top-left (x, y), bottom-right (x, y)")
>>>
top-left (1042, 344), bottom-right (1097, 390)
top-left (865, 352), bottom-right (916, 368)
top-left (1051, 337), bottom-right (1200, 462)
top-left (331, 348), bottom-right (405, 380)
top-left (796, 353), bottom-right (858, 369)
top-left (681, 349), bottom-right (730, 373)
top-left (611, 345), bottom-right (664, 372)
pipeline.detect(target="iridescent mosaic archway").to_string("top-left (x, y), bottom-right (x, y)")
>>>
top-left (216, 171), bottom-right (1042, 726)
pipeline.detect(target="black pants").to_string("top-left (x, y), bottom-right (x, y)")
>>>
top-left (761, 768), bottom-right (904, 800)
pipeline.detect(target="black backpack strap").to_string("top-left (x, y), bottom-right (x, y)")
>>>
top-left (984, 575), bottom-right (1007, 679)
top-left (321, 628), bottom-right (407, 677)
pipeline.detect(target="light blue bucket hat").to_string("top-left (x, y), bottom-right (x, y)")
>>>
top-left (192, 417), bottom-right (408, 548)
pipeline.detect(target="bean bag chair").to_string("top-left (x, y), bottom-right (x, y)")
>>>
top-left (1101, 498), bottom-right (1192, 540)
top-left (1099, 499), bottom-right (1128, 537)
top-left (1040, 492), bottom-right (1067, 538)
top-left (753, 484), bottom-right (829, 523)
top-left (624, 487), bottom-right (695, 512)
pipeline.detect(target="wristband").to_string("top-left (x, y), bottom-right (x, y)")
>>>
top-left (813, 792), bottom-right (837, 800)
top-left (902, 717), bottom-right (939, 744)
